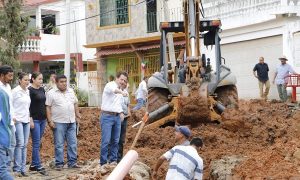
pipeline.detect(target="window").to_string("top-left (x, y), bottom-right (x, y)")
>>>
top-left (99, 0), bottom-right (129, 27)
top-left (146, 0), bottom-right (157, 33)
top-left (42, 14), bottom-right (59, 35)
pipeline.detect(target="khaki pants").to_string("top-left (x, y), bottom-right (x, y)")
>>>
top-left (258, 80), bottom-right (270, 99)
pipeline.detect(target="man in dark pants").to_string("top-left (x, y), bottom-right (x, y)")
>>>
top-left (253, 57), bottom-right (270, 100)
top-left (117, 80), bottom-right (130, 162)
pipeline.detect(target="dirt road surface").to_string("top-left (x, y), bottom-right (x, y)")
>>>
top-left (17, 100), bottom-right (300, 179)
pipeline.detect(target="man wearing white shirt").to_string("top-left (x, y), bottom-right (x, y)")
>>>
top-left (133, 77), bottom-right (148, 110)
top-left (0, 65), bottom-right (15, 170)
top-left (99, 71), bottom-right (128, 173)
top-left (153, 137), bottom-right (204, 180)
top-left (273, 56), bottom-right (297, 102)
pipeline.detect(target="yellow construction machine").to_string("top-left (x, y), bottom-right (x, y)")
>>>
top-left (144, 0), bottom-right (238, 128)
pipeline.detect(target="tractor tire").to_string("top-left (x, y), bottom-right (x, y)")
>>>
top-left (215, 85), bottom-right (238, 108)
top-left (147, 88), bottom-right (170, 113)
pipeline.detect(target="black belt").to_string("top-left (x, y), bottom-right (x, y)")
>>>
top-left (102, 111), bottom-right (120, 116)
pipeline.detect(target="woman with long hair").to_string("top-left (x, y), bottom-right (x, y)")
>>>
top-left (28, 72), bottom-right (47, 175)
top-left (12, 72), bottom-right (31, 176)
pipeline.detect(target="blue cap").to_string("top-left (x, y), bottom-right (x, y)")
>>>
top-left (175, 125), bottom-right (191, 138)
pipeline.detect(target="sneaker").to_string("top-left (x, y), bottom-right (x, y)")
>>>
top-left (108, 162), bottom-right (118, 169)
top-left (69, 164), bottom-right (81, 169)
top-left (29, 165), bottom-right (37, 171)
top-left (21, 172), bottom-right (29, 177)
top-left (29, 165), bottom-right (45, 171)
top-left (38, 170), bottom-right (48, 176)
top-left (99, 164), bottom-right (109, 175)
top-left (55, 165), bottom-right (63, 171)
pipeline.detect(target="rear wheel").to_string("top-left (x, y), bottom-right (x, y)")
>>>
top-left (147, 88), bottom-right (170, 113)
top-left (215, 85), bottom-right (238, 108)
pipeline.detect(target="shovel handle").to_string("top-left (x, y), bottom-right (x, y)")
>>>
top-left (130, 113), bottom-right (149, 149)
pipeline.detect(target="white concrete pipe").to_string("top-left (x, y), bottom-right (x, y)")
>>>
top-left (106, 150), bottom-right (139, 180)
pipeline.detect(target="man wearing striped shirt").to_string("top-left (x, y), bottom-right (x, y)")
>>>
top-left (153, 137), bottom-right (203, 180)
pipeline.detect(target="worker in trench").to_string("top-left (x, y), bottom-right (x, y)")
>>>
top-left (152, 137), bottom-right (204, 180)
top-left (174, 125), bottom-right (191, 146)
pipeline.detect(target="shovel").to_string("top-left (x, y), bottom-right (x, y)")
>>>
top-left (130, 112), bottom-right (149, 149)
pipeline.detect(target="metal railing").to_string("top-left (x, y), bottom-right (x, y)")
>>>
top-left (147, 12), bottom-right (158, 33)
top-left (19, 36), bottom-right (41, 53)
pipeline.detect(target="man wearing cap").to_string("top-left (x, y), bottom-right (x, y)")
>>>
top-left (253, 57), bottom-right (270, 100)
top-left (152, 137), bottom-right (204, 180)
top-left (273, 55), bottom-right (297, 102)
top-left (175, 125), bottom-right (191, 146)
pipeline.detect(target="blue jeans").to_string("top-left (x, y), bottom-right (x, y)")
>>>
top-left (8, 125), bottom-right (16, 170)
top-left (132, 98), bottom-right (146, 110)
top-left (31, 119), bottom-right (46, 168)
top-left (118, 118), bottom-right (128, 162)
top-left (13, 122), bottom-right (30, 173)
top-left (100, 113), bottom-right (121, 165)
top-left (0, 145), bottom-right (13, 180)
top-left (54, 122), bottom-right (77, 167)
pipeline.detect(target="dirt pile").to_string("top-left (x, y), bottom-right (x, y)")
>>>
top-left (177, 77), bottom-right (210, 125)
top-left (26, 107), bottom-right (101, 164)
top-left (26, 99), bottom-right (300, 179)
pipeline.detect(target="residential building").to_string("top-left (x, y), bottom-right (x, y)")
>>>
top-left (85, 0), bottom-right (300, 104)
top-left (19, 0), bottom-right (95, 81)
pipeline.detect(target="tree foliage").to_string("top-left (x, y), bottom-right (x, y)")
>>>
top-left (0, 0), bottom-right (29, 69)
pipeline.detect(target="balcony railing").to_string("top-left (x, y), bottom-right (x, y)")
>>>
top-left (204, 0), bottom-right (282, 19)
top-left (146, 0), bottom-right (299, 32)
top-left (19, 36), bottom-right (41, 53)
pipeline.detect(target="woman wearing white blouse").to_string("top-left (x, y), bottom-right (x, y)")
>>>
top-left (12, 72), bottom-right (31, 176)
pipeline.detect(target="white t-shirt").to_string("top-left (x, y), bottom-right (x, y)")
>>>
top-left (135, 80), bottom-right (148, 100)
top-left (275, 63), bottom-right (296, 85)
top-left (101, 81), bottom-right (123, 113)
top-left (163, 145), bottom-right (203, 180)
top-left (12, 85), bottom-right (31, 123)
top-left (0, 81), bottom-right (14, 125)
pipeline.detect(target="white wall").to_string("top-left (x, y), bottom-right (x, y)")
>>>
top-left (221, 36), bottom-right (283, 99)
top-left (38, 0), bottom-right (95, 60)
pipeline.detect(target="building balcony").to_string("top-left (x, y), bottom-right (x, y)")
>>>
top-left (19, 36), bottom-right (41, 53)
top-left (204, 0), bottom-right (300, 20)
top-left (146, 0), bottom-right (300, 33)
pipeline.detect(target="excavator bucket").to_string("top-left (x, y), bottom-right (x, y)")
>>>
top-left (177, 77), bottom-right (211, 125)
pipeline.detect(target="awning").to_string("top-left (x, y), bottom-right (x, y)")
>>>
top-left (95, 40), bottom-right (185, 57)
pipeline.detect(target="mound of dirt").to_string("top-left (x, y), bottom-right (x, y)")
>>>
top-left (26, 99), bottom-right (300, 179)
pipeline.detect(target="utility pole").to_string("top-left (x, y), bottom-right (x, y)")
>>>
top-left (64, 0), bottom-right (71, 87)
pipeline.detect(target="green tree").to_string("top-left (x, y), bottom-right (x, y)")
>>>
top-left (0, 0), bottom-right (29, 69)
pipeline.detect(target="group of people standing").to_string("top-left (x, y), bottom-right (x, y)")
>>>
top-left (0, 65), bottom-right (81, 179)
top-left (253, 55), bottom-right (297, 102)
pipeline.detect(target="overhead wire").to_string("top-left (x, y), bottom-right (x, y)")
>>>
top-left (38, 0), bottom-right (148, 31)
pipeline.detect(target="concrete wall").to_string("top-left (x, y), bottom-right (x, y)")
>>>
top-left (221, 36), bottom-right (283, 100)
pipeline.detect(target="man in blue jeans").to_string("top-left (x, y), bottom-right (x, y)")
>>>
top-left (0, 86), bottom-right (13, 180)
top-left (46, 75), bottom-right (81, 170)
top-left (100, 71), bottom-right (128, 174)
